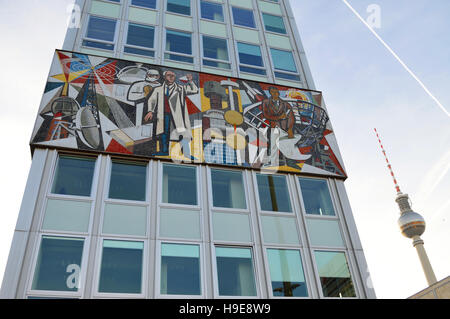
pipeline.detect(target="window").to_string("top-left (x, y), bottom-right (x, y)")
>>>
top-left (32, 236), bottom-right (84, 292)
top-left (202, 36), bottom-right (230, 69)
top-left (314, 251), bottom-right (356, 297)
top-left (215, 247), bottom-right (257, 296)
top-left (165, 29), bottom-right (193, 63)
top-left (109, 161), bottom-right (147, 201)
top-left (160, 243), bottom-right (201, 295)
top-left (262, 13), bottom-right (286, 34)
top-left (200, 1), bottom-right (224, 22)
top-left (83, 16), bottom-right (117, 51)
top-left (212, 212), bottom-right (252, 242)
top-left (43, 199), bottom-right (91, 233)
top-left (256, 173), bottom-right (292, 212)
top-left (131, 0), bottom-right (157, 9)
top-left (160, 208), bottom-right (201, 239)
top-left (98, 240), bottom-right (144, 294)
top-left (167, 0), bottom-right (190, 15)
top-left (51, 155), bottom-right (96, 197)
top-left (270, 49), bottom-right (300, 81)
top-left (210, 169), bottom-right (246, 209)
top-left (237, 42), bottom-right (266, 75)
top-left (299, 178), bottom-right (335, 216)
top-left (267, 249), bottom-right (308, 297)
top-left (232, 7), bottom-right (255, 28)
top-left (124, 23), bottom-right (155, 57)
top-left (162, 164), bottom-right (197, 205)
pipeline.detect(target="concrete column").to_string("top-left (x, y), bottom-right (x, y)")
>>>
top-left (412, 236), bottom-right (437, 286)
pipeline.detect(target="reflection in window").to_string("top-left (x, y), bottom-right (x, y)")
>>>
top-left (256, 174), bottom-right (291, 212)
top-left (200, 1), bottom-right (224, 22)
top-left (98, 240), bottom-right (144, 294)
top-left (202, 36), bottom-right (230, 69)
top-left (299, 178), bottom-right (335, 216)
top-left (215, 247), bottom-right (257, 296)
top-left (262, 13), bottom-right (286, 34)
top-left (270, 49), bottom-right (300, 81)
top-left (32, 236), bottom-right (84, 292)
top-left (51, 156), bottom-right (96, 197)
top-left (162, 164), bottom-right (197, 205)
top-left (211, 169), bottom-right (246, 209)
top-left (232, 7), bottom-right (255, 28)
top-left (109, 161), bottom-right (147, 201)
top-left (161, 243), bottom-right (201, 295)
top-left (167, 0), bottom-right (190, 15)
top-left (314, 251), bottom-right (356, 297)
top-left (267, 249), bottom-right (308, 297)
top-left (237, 42), bottom-right (266, 75)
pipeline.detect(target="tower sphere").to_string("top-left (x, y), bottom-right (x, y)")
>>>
top-left (398, 211), bottom-right (426, 238)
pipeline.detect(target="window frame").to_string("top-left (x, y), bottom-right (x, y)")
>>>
top-left (253, 172), bottom-right (295, 215)
top-left (235, 40), bottom-right (267, 76)
top-left (207, 166), bottom-right (250, 213)
top-left (122, 21), bottom-right (158, 59)
top-left (163, 28), bottom-right (195, 64)
top-left (211, 244), bottom-right (261, 299)
top-left (26, 233), bottom-right (90, 299)
top-left (165, 0), bottom-right (192, 17)
top-left (311, 249), bottom-right (359, 299)
top-left (200, 34), bottom-right (232, 71)
top-left (268, 47), bottom-right (301, 82)
top-left (199, 0), bottom-right (225, 23)
top-left (92, 237), bottom-right (148, 298)
top-left (81, 14), bottom-right (120, 52)
top-left (260, 12), bottom-right (287, 35)
top-left (155, 240), bottom-right (206, 298)
top-left (262, 246), bottom-right (312, 299)
top-left (230, 5), bottom-right (256, 29)
top-left (296, 176), bottom-right (338, 218)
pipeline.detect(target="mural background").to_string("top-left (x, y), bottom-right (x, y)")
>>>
top-left (31, 50), bottom-right (346, 177)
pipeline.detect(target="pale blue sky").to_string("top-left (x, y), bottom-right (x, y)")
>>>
top-left (0, 0), bottom-right (448, 299)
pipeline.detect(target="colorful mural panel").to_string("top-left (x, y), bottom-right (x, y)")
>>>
top-left (30, 50), bottom-right (346, 177)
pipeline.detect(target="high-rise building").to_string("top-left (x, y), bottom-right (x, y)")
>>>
top-left (1, 0), bottom-right (376, 299)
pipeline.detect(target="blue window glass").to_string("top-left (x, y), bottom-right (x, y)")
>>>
top-left (165, 29), bottom-right (193, 63)
top-left (131, 0), bottom-right (157, 9)
top-left (256, 174), bottom-right (292, 212)
top-left (51, 156), bottom-right (96, 197)
top-left (232, 7), bottom-right (255, 28)
top-left (32, 236), bottom-right (84, 292)
top-left (86, 16), bottom-right (116, 42)
top-left (99, 240), bottom-right (144, 294)
top-left (271, 49), bottom-right (297, 73)
top-left (167, 0), bottom-right (190, 15)
top-left (200, 1), bottom-right (224, 22)
top-left (161, 243), bottom-right (201, 295)
top-left (211, 169), bottom-right (246, 209)
top-left (162, 164), bottom-right (197, 205)
top-left (127, 23), bottom-right (155, 48)
top-left (262, 13), bottom-right (287, 34)
top-left (274, 72), bottom-right (300, 81)
top-left (237, 42), bottom-right (263, 67)
top-left (109, 161), bottom-right (147, 201)
top-left (203, 36), bottom-right (229, 60)
top-left (299, 178), bottom-right (336, 216)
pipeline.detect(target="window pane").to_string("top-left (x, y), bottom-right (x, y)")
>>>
top-left (215, 247), bottom-right (257, 296)
top-left (262, 13), bottom-right (286, 34)
top-left (160, 208), bottom-right (200, 239)
top-left (299, 178), bottom-right (335, 216)
top-left (51, 156), bottom-right (96, 196)
top-left (164, 53), bottom-right (194, 63)
top-left (82, 40), bottom-right (115, 51)
top-left (161, 243), bottom-right (201, 295)
top-left (109, 161), bottom-right (147, 201)
top-left (212, 212), bottom-right (251, 242)
top-left (306, 219), bottom-right (345, 248)
top-left (162, 164), bottom-right (197, 205)
top-left (86, 16), bottom-right (116, 42)
top-left (166, 30), bottom-right (192, 55)
top-left (274, 71), bottom-right (300, 81)
top-left (232, 7), bottom-right (255, 28)
top-left (200, 1), bottom-right (224, 22)
top-left (270, 49), bottom-right (297, 73)
top-left (131, 0), bottom-right (157, 9)
top-left (32, 236), bottom-right (84, 292)
top-left (103, 204), bottom-right (147, 236)
top-left (203, 36), bottom-right (229, 61)
top-left (267, 249), bottom-right (308, 297)
top-left (203, 59), bottom-right (231, 69)
top-left (256, 174), bottom-right (292, 212)
top-left (261, 216), bottom-right (299, 245)
top-left (99, 240), bottom-right (144, 294)
top-left (124, 46), bottom-right (155, 57)
top-left (237, 42), bottom-right (263, 67)
top-left (211, 169), bottom-right (246, 209)
top-left (43, 199), bottom-right (91, 233)
top-left (167, 0), bottom-right (190, 15)
top-left (314, 251), bottom-right (356, 297)
top-left (127, 23), bottom-right (155, 49)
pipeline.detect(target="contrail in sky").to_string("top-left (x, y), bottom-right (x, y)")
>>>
top-left (341, 0), bottom-right (450, 118)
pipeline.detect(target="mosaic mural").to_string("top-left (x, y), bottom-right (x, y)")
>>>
top-left (30, 50), bottom-right (346, 177)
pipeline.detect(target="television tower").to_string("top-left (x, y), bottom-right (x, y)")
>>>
top-left (374, 128), bottom-right (437, 286)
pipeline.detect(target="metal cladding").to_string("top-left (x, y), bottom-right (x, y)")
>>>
top-left (30, 50), bottom-right (347, 177)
